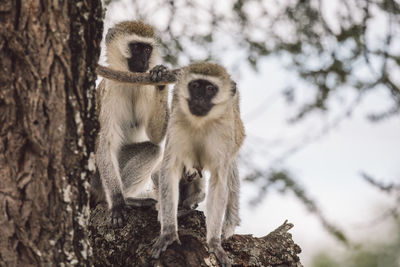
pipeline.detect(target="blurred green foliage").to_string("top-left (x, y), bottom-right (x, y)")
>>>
top-left (245, 169), bottom-right (349, 244)
top-left (312, 221), bottom-right (400, 267)
top-left (312, 174), bottom-right (400, 267)
top-left (105, 0), bottom-right (400, 121)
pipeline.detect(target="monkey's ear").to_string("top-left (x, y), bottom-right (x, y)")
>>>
top-left (173, 69), bottom-right (184, 80)
top-left (230, 81), bottom-right (237, 96)
top-left (105, 27), bottom-right (118, 45)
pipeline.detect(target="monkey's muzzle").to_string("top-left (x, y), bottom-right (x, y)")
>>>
top-left (127, 58), bottom-right (149, 73)
top-left (188, 99), bottom-right (213, 116)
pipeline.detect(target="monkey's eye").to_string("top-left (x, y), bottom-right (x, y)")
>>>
top-left (131, 43), bottom-right (139, 51)
top-left (144, 47), bottom-right (151, 54)
top-left (190, 81), bottom-right (199, 89)
top-left (206, 85), bottom-right (216, 95)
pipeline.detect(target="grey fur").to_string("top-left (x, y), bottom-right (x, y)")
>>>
top-left (179, 177), bottom-right (205, 210)
top-left (119, 142), bottom-right (160, 190)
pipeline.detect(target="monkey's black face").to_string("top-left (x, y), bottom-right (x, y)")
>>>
top-left (127, 42), bottom-right (153, 72)
top-left (187, 79), bottom-right (218, 116)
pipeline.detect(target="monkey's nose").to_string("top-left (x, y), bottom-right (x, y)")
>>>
top-left (192, 97), bottom-right (206, 105)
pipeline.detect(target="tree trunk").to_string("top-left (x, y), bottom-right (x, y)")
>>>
top-left (0, 0), bottom-right (102, 265)
top-left (90, 204), bottom-right (303, 267)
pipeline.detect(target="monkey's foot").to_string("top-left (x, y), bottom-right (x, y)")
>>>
top-left (151, 227), bottom-right (181, 259)
top-left (110, 204), bottom-right (129, 228)
top-left (150, 64), bottom-right (169, 83)
top-left (221, 224), bottom-right (235, 240)
top-left (125, 197), bottom-right (157, 208)
top-left (208, 238), bottom-right (232, 267)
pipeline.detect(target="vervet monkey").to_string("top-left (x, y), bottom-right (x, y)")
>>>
top-left (151, 62), bottom-right (245, 266)
top-left (94, 21), bottom-right (169, 227)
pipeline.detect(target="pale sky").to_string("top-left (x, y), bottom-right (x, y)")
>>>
top-left (101, 1), bottom-right (400, 265)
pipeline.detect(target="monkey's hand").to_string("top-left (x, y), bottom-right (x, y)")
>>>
top-left (182, 166), bottom-right (202, 182)
top-left (110, 204), bottom-right (129, 228)
top-left (151, 227), bottom-right (181, 259)
top-left (208, 238), bottom-right (232, 267)
top-left (149, 65), bottom-right (169, 83)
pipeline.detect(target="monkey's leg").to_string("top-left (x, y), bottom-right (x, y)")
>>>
top-left (151, 165), bottom-right (181, 259)
top-left (222, 160), bottom-right (240, 240)
top-left (120, 142), bottom-right (159, 208)
top-left (96, 135), bottom-right (127, 228)
top-left (119, 141), bottom-right (160, 207)
top-left (206, 167), bottom-right (232, 267)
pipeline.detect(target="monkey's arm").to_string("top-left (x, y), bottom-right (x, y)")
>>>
top-left (146, 94), bottom-right (169, 144)
top-left (146, 65), bottom-right (170, 144)
top-left (96, 65), bottom-right (180, 85)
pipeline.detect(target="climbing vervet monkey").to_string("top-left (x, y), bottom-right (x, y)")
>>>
top-left (152, 62), bottom-right (245, 266)
top-left (94, 21), bottom-right (169, 227)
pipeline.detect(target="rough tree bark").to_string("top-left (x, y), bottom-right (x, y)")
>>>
top-left (0, 0), bottom-right (102, 265)
top-left (90, 204), bottom-right (303, 267)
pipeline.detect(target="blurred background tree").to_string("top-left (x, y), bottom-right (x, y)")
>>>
top-left (102, 0), bottom-right (400, 259)
top-left (312, 177), bottom-right (400, 267)
top-left (107, 0), bottom-right (400, 121)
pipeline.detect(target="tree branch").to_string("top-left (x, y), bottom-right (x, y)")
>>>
top-left (96, 65), bottom-right (180, 85)
top-left (89, 203), bottom-right (303, 266)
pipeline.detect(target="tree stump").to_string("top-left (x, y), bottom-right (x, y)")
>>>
top-left (89, 203), bottom-right (302, 266)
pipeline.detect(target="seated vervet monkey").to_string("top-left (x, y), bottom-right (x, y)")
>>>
top-left (93, 21), bottom-right (170, 227)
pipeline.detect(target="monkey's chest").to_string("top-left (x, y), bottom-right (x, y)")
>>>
top-left (179, 134), bottom-right (225, 171)
top-left (109, 86), bottom-right (151, 121)
top-left (119, 89), bottom-right (153, 143)
top-left (131, 94), bottom-right (152, 120)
